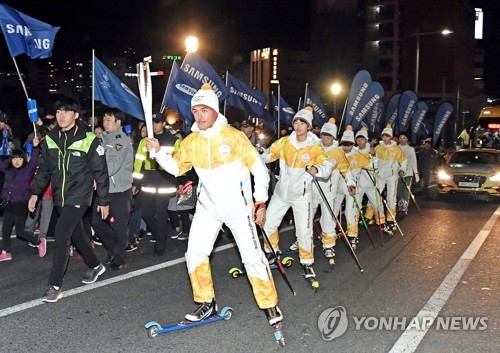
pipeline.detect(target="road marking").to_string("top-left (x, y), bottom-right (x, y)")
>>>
top-left (0, 243), bottom-right (237, 318)
top-left (389, 205), bottom-right (500, 353)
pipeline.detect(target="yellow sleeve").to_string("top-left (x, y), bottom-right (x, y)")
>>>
top-left (172, 138), bottom-right (193, 176)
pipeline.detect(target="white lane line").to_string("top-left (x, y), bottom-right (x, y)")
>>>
top-left (0, 243), bottom-right (237, 318)
top-left (389, 205), bottom-right (500, 353)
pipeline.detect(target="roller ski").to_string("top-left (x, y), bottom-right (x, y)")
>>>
top-left (145, 299), bottom-right (234, 338)
top-left (302, 264), bottom-right (319, 292)
top-left (265, 306), bottom-right (285, 347)
top-left (229, 256), bottom-right (294, 278)
top-left (383, 222), bottom-right (397, 236)
top-left (349, 236), bottom-right (359, 250)
top-left (323, 247), bottom-right (335, 267)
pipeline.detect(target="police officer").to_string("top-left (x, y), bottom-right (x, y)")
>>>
top-left (133, 113), bottom-right (178, 256)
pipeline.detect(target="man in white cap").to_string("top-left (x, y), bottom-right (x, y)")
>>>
top-left (333, 126), bottom-right (375, 249)
top-left (396, 131), bottom-right (419, 217)
top-left (354, 127), bottom-right (381, 227)
top-left (146, 84), bottom-right (282, 328)
top-left (309, 118), bottom-right (353, 264)
top-left (373, 125), bottom-right (407, 235)
top-left (259, 106), bottom-right (332, 287)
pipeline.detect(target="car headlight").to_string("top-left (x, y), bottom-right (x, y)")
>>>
top-left (437, 170), bottom-right (451, 180)
top-left (491, 173), bottom-right (500, 182)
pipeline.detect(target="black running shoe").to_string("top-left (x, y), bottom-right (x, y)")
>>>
top-left (185, 299), bottom-right (217, 322)
top-left (41, 286), bottom-right (62, 303)
top-left (82, 264), bottom-right (106, 284)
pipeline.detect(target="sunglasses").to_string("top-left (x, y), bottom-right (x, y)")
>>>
top-left (340, 142), bottom-right (354, 146)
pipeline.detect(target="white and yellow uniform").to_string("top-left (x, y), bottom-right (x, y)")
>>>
top-left (333, 148), bottom-right (374, 238)
top-left (374, 141), bottom-right (407, 222)
top-left (356, 146), bottom-right (382, 223)
top-left (260, 132), bottom-right (332, 265)
top-left (311, 141), bottom-right (353, 249)
top-left (155, 115), bottom-right (277, 309)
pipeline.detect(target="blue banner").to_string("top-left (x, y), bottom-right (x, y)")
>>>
top-left (180, 52), bottom-right (228, 102)
top-left (345, 70), bottom-right (372, 127)
top-left (226, 73), bottom-right (267, 118)
top-left (368, 100), bottom-right (384, 135)
top-left (94, 56), bottom-right (145, 121)
top-left (384, 93), bottom-right (400, 127)
top-left (410, 101), bottom-right (428, 144)
top-left (0, 3), bottom-right (60, 59)
top-left (262, 109), bottom-right (275, 130)
top-left (349, 81), bottom-right (385, 131)
top-left (433, 102), bottom-right (454, 147)
top-left (162, 61), bottom-right (196, 123)
top-left (304, 87), bottom-right (328, 126)
top-left (397, 90), bottom-right (418, 133)
top-left (272, 94), bottom-right (295, 126)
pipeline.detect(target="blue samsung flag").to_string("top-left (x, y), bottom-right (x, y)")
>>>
top-left (0, 3), bottom-right (60, 59)
top-left (349, 81), bottom-right (385, 131)
top-left (397, 90), bottom-right (418, 133)
top-left (162, 61), bottom-right (196, 123)
top-left (411, 101), bottom-right (428, 144)
top-left (272, 94), bottom-right (295, 126)
top-left (385, 93), bottom-right (400, 127)
top-left (304, 87), bottom-right (328, 126)
top-left (180, 52), bottom-right (228, 102)
top-left (345, 70), bottom-right (372, 127)
top-left (432, 102), bottom-right (454, 147)
top-left (94, 56), bottom-right (144, 121)
top-left (226, 73), bottom-right (267, 118)
top-left (368, 100), bottom-right (384, 135)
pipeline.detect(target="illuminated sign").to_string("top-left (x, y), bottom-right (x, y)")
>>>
top-left (475, 8), bottom-right (483, 40)
top-left (487, 123), bottom-right (500, 129)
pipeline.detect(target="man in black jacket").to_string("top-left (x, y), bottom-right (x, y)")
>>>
top-left (29, 96), bottom-right (110, 303)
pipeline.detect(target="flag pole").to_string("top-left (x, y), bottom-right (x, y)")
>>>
top-left (277, 85), bottom-right (281, 136)
top-left (92, 49), bottom-right (95, 132)
top-left (223, 71), bottom-right (228, 116)
top-left (12, 57), bottom-right (37, 137)
top-left (303, 82), bottom-right (308, 107)
top-left (338, 96), bottom-right (348, 132)
top-left (297, 97), bottom-right (302, 112)
top-left (11, 58), bottom-right (29, 100)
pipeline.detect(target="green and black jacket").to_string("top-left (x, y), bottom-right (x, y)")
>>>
top-left (31, 120), bottom-right (110, 207)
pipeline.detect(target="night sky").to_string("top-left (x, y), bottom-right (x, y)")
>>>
top-left (0, 0), bottom-right (499, 95)
top-left (0, 0), bottom-right (311, 63)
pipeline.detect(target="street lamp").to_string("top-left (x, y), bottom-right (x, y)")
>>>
top-left (414, 29), bottom-right (452, 94)
top-left (185, 36), bottom-right (198, 53)
top-left (331, 82), bottom-right (342, 117)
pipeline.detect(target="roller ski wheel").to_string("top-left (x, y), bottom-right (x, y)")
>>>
top-left (273, 321), bottom-right (286, 347)
top-left (281, 256), bottom-right (294, 267)
top-left (349, 237), bottom-right (359, 250)
top-left (229, 267), bottom-right (244, 278)
top-left (147, 324), bottom-right (159, 338)
top-left (323, 247), bottom-right (335, 268)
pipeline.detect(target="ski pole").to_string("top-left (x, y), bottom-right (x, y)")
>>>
top-left (369, 156), bottom-right (384, 246)
top-left (399, 176), bottom-right (423, 217)
top-left (259, 225), bottom-right (297, 296)
top-left (351, 194), bottom-right (375, 248)
top-left (307, 171), bottom-right (364, 272)
top-left (364, 171), bottom-right (404, 237)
